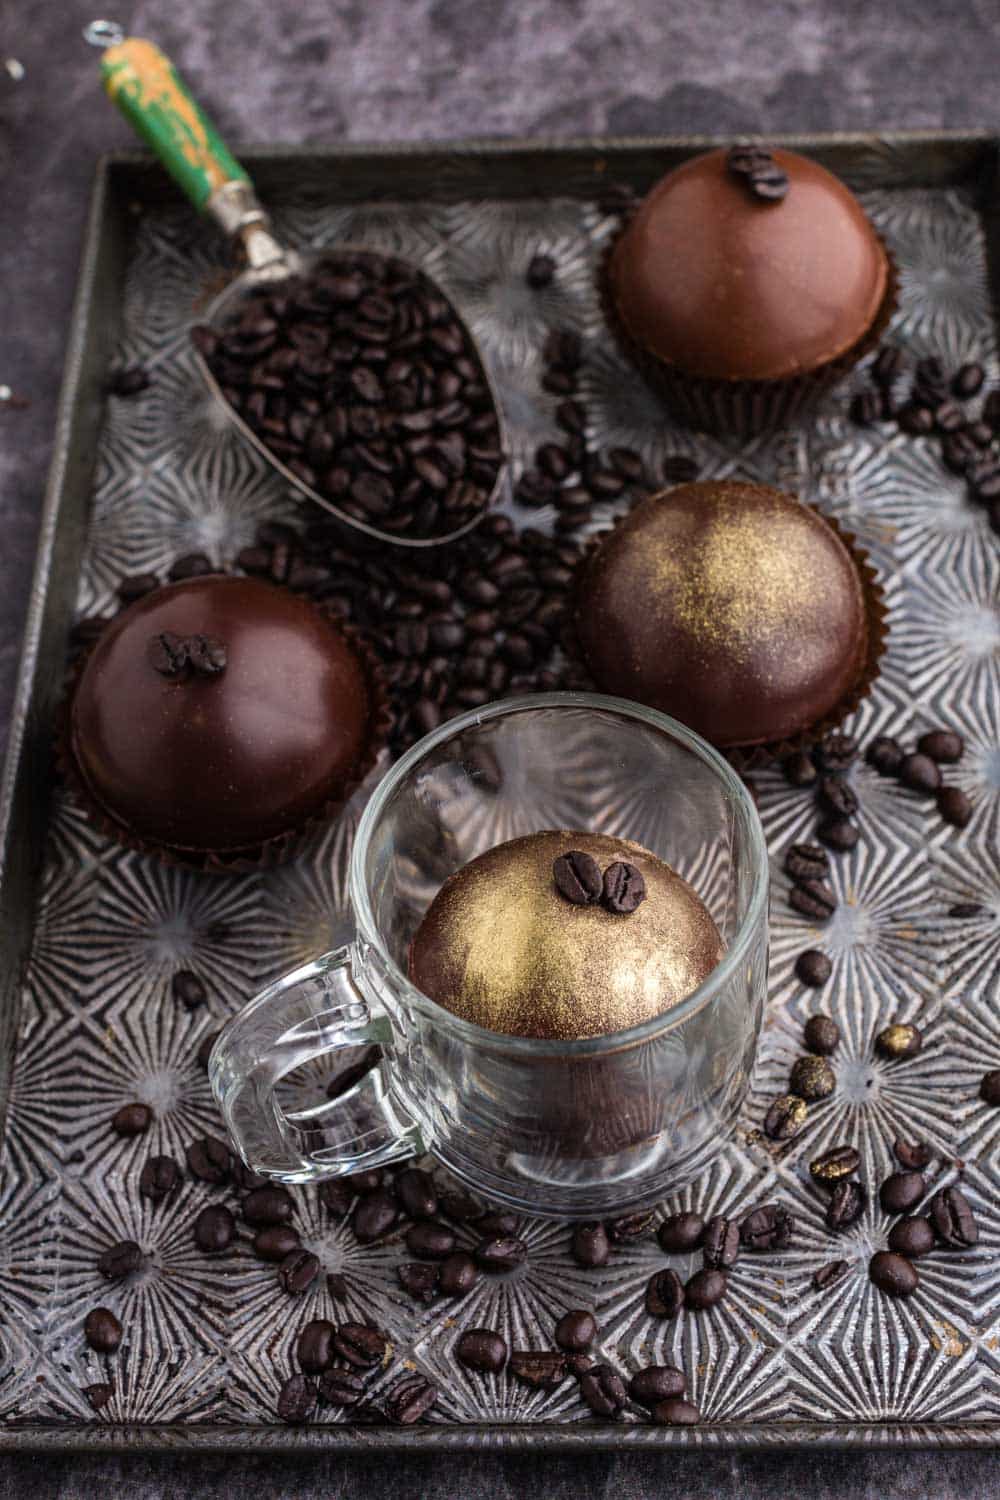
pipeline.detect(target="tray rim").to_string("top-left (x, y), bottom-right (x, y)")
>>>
top-left (3, 126), bottom-right (1000, 1456)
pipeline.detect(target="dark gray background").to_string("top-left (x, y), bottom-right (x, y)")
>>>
top-left (2, 0), bottom-right (999, 1493)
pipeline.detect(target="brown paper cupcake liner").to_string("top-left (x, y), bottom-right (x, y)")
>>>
top-left (56, 603), bottom-right (392, 877)
top-left (598, 220), bottom-right (900, 439)
top-left (564, 500), bottom-right (888, 771)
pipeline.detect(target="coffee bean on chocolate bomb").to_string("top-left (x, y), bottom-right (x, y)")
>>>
top-left (880, 1171), bottom-right (925, 1215)
top-left (456, 1327), bottom-right (509, 1374)
top-left (657, 1211), bottom-right (705, 1253)
top-left (929, 1185), bottom-right (978, 1247)
top-left (84, 1307), bottom-right (123, 1354)
top-left (646, 1269), bottom-right (684, 1318)
top-left (764, 1094), bottom-right (808, 1141)
top-left (866, 735), bottom-right (905, 775)
top-left (812, 1260), bottom-right (849, 1292)
top-left (938, 787), bottom-right (973, 828)
top-left (554, 1310), bottom-right (597, 1352)
top-left (869, 1250), bottom-right (918, 1298)
top-left (111, 1102), bottom-right (152, 1138)
top-left (803, 1014), bottom-right (841, 1054)
top-left (509, 1351), bottom-right (568, 1389)
top-left (276, 1373), bottom-right (316, 1425)
top-left (789, 1055), bottom-right (836, 1102)
top-left (552, 850), bottom-right (602, 906)
top-left (789, 880), bottom-right (836, 921)
top-left (139, 1154), bottom-right (181, 1202)
top-left (397, 1262), bottom-right (440, 1302)
top-left (875, 1023), bottom-right (922, 1061)
top-left (888, 1216), bottom-right (936, 1259)
top-left (601, 860), bottom-right (646, 914)
top-left (571, 1222), bottom-right (610, 1268)
top-left (784, 844), bottom-right (829, 882)
top-left (796, 950), bottom-right (832, 989)
top-left (702, 1216), bottom-right (740, 1269)
top-left (579, 1363), bottom-right (628, 1417)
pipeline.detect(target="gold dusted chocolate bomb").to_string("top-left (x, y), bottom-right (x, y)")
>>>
top-left (407, 831), bottom-right (724, 1040)
top-left (574, 480), bottom-right (869, 749)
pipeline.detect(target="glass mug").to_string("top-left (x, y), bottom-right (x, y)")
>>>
top-left (210, 693), bottom-right (769, 1218)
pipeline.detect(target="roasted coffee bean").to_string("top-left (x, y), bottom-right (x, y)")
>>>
top-left (475, 1236), bottom-right (528, 1273)
top-left (937, 787), bottom-right (973, 828)
top-left (803, 1013), bottom-right (841, 1054)
top-left (894, 1138), bottom-right (931, 1170)
top-left (276, 1373), bottom-right (315, 1424)
top-left (652, 1397), bottom-right (702, 1425)
top-left (509, 1350), bottom-right (567, 1389)
top-left (741, 1204), bottom-right (794, 1252)
top-left (818, 775), bottom-right (859, 820)
top-left (606, 446), bottom-right (645, 482)
top-left (318, 1368), bottom-right (366, 1406)
top-left (789, 880), bottom-right (836, 921)
top-left (917, 729), bottom-right (963, 764)
top-left (439, 1251), bottom-right (479, 1298)
top-left (764, 1095), bottom-right (808, 1141)
top-left (579, 1363), bottom-right (628, 1417)
top-left (397, 1262), bottom-right (440, 1303)
top-left (525, 253), bottom-right (556, 289)
top-left (394, 1168), bottom-right (438, 1221)
top-left (942, 429), bottom-right (980, 474)
top-left (84, 1307), bottom-right (123, 1354)
top-left (318, 1179), bottom-right (353, 1217)
top-left (83, 1382), bottom-right (114, 1411)
top-left (629, 1365), bottom-right (686, 1408)
top-left (555, 1309), bottom-right (597, 1352)
top-left (334, 1323), bottom-right (389, 1369)
top-left (953, 361), bottom-right (985, 398)
top-left (873, 346), bottom-right (905, 386)
top-left (888, 1216), bottom-right (935, 1259)
top-left (351, 1189), bottom-right (398, 1243)
top-left (405, 1222), bottom-right (456, 1260)
top-left (117, 572), bottom-right (159, 605)
top-left (172, 969), bottom-right (208, 1010)
top-left (866, 735), bottom-right (905, 775)
top-left (475, 1211), bottom-right (519, 1238)
top-left (784, 843), bottom-right (829, 882)
top-left (194, 1205), bottom-right (235, 1253)
top-left (810, 1145), bottom-right (860, 1185)
top-left (168, 552), bottom-right (214, 582)
top-left (684, 1267), bottom-right (727, 1310)
top-left (870, 1250), bottom-right (918, 1298)
top-left (97, 1240), bottom-right (144, 1281)
top-left (571, 1221), bottom-right (609, 1268)
top-left (929, 1185), bottom-right (978, 1247)
top-left (880, 1171), bottom-right (925, 1214)
top-left (278, 1248), bottom-right (321, 1295)
top-left (660, 452), bottom-right (700, 484)
top-left (796, 950), bottom-right (833, 988)
top-left (254, 1225), bottom-right (301, 1262)
top-left (185, 1136), bottom-right (231, 1185)
top-left (789, 1055), bottom-right (836, 1102)
top-left (899, 753), bottom-right (942, 794)
top-left (552, 850), bottom-right (603, 906)
top-left (897, 402), bottom-right (935, 435)
top-left (350, 1168), bottom-right (385, 1194)
top-left (980, 1070), bottom-right (1000, 1106)
top-left (826, 1179), bottom-right (866, 1232)
top-left (543, 328), bottom-right (582, 371)
top-left (948, 902), bottom-right (984, 919)
top-left (108, 364), bottom-right (151, 397)
top-left (139, 1155), bottom-right (181, 1201)
top-left (231, 1160), bottom-right (267, 1194)
top-left (196, 1030), bottom-right (220, 1071)
top-left (607, 1210), bottom-right (655, 1243)
top-left (646, 1268), bottom-right (684, 1319)
top-left (934, 399), bottom-right (966, 432)
top-left (657, 1211), bottom-right (705, 1253)
top-left (783, 750), bottom-right (818, 787)
top-left (812, 1259), bottom-right (849, 1292)
top-left (601, 860), bottom-right (646, 914)
top-left (242, 1186), bottom-right (295, 1227)
top-left (701, 1216), bottom-right (739, 1270)
top-left (875, 1023), bottom-right (922, 1061)
top-left (111, 1102), bottom-right (152, 1138)
top-left (817, 807), bottom-right (861, 850)
top-left (850, 390), bottom-right (884, 426)
top-left (456, 1327), bottom-right (508, 1374)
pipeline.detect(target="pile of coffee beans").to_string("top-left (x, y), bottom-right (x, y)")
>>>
top-left (851, 348), bottom-right (1000, 536)
top-left (866, 728), bottom-right (971, 828)
top-left (639, 1201), bottom-right (794, 1326)
top-left (193, 250), bottom-right (503, 541)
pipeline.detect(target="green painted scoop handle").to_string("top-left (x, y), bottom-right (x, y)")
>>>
top-left (101, 35), bottom-right (251, 214)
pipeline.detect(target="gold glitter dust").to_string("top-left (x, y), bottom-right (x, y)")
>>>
top-left (408, 830), bottom-right (724, 1041)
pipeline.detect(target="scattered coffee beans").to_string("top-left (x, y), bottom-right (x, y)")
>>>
top-left (880, 1172), bottom-right (925, 1215)
top-left (194, 1204), bottom-right (235, 1253)
top-left (83, 1382), bottom-right (113, 1411)
top-left (172, 969), bottom-right (208, 1010)
top-left (278, 1248), bottom-right (321, 1295)
top-left (629, 1365), bottom-right (686, 1408)
top-left (84, 1307), bottom-right (123, 1354)
top-left (803, 1015), bottom-right (841, 1055)
top-left (898, 753), bottom-right (941, 795)
top-left (509, 1350), bottom-right (567, 1388)
top-left (789, 1055), bottom-right (836, 1102)
top-left (296, 1319), bottom-right (336, 1374)
top-left (785, 844), bottom-right (829, 882)
top-left (918, 729), bottom-right (963, 764)
top-left (875, 1023), bottom-right (923, 1061)
top-left (812, 1260), bottom-right (849, 1292)
top-left (645, 1268), bottom-right (684, 1319)
top-left (385, 1373), bottom-right (439, 1424)
top-left (740, 1204), bottom-right (794, 1252)
top-left (352, 1189), bottom-right (398, 1243)
top-left (394, 1168), bottom-right (438, 1221)
top-left (980, 1071), bottom-right (1000, 1106)
top-left (254, 1225), bottom-right (301, 1263)
top-left (475, 1236), bottom-right (528, 1273)
top-left (789, 879), bottom-right (837, 921)
top-left (869, 1250), bottom-right (918, 1298)
top-left (810, 1145), bottom-right (860, 1185)
top-left (277, 1373), bottom-right (316, 1424)
top-left (866, 736), bottom-right (905, 776)
top-left (702, 1216), bottom-right (740, 1270)
top-left (888, 1216), bottom-right (935, 1259)
top-left (607, 1210), bottom-right (655, 1243)
top-left (796, 950), bottom-right (832, 988)
top-left (554, 1310), bottom-right (597, 1352)
top-left (97, 1240), bottom-right (144, 1281)
top-left (318, 1368), bottom-right (366, 1407)
top-left (456, 1327), bottom-right (508, 1374)
top-left (894, 1138), bottom-right (931, 1170)
top-left (764, 1094), bottom-right (808, 1141)
top-left (937, 787), bottom-right (973, 828)
top-left (571, 1222), bottom-right (610, 1268)
top-left (110, 1102), bottom-right (152, 1138)
top-left (929, 1185), bottom-right (978, 1247)
top-left (826, 1180), bottom-right (866, 1232)
top-left (334, 1323), bottom-right (389, 1368)
top-left (439, 1251), bottom-right (480, 1298)
top-left (684, 1267), bottom-right (727, 1310)
top-left (652, 1396), bottom-right (702, 1425)
top-left (242, 1186), bottom-right (295, 1226)
top-left (579, 1363), bottom-right (628, 1417)
top-left (397, 1262), bottom-right (440, 1303)
top-left (185, 1136), bottom-right (232, 1185)
top-left (657, 1211), bottom-right (705, 1253)
top-left (139, 1155), bottom-right (181, 1202)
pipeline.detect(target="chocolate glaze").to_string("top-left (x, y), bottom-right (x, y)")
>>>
top-left (408, 830), bottom-right (723, 1041)
top-left (609, 147), bottom-right (889, 382)
top-left (71, 576), bottom-right (371, 852)
top-left (575, 481), bottom-right (868, 749)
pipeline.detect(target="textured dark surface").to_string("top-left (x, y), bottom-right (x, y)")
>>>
top-left (2, 0), bottom-right (1000, 1494)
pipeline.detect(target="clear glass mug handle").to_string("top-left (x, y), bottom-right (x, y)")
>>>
top-left (209, 946), bottom-right (425, 1184)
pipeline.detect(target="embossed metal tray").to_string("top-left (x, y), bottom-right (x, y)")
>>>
top-left (2, 133), bottom-right (1000, 1453)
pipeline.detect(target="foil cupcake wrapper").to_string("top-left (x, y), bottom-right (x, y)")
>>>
top-left (598, 214), bottom-right (900, 438)
top-left (565, 498), bottom-right (888, 768)
top-left (56, 599), bottom-right (392, 877)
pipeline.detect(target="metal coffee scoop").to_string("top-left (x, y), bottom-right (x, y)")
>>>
top-left (85, 21), bottom-right (508, 548)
